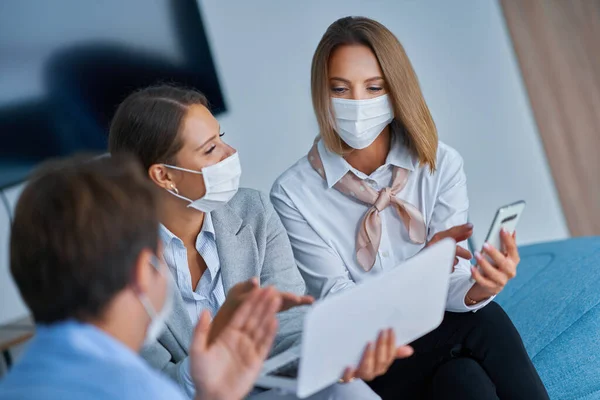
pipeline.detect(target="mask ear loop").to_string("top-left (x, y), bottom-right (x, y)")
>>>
top-left (133, 254), bottom-right (164, 319)
top-left (149, 255), bottom-right (162, 271)
top-left (163, 164), bottom-right (204, 197)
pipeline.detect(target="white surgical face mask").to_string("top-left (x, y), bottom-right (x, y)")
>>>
top-left (138, 255), bottom-right (174, 346)
top-left (163, 152), bottom-right (242, 213)
top-left (331, 94), bottom-right (394, 149)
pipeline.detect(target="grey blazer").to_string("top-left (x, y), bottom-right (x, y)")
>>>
top-left (140, 188), bottom-right (306, 390)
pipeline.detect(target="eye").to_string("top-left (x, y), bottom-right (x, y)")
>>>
top-left (205, 144), bottom-right (216, 155)
top-left (219, 132), bottom-right (225, 137)
top-left (330, 87), bottom-right (347, 94)
top-left (367, 86), bottom-right (383, 93)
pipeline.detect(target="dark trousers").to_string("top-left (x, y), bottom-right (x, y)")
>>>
top-left (367, 302), bottom-right (549, 400)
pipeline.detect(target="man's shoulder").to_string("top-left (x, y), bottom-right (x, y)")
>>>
top-left (0, 335), bottom-right (185, 400)
top-left (0, 360), bottom-right (185, 400)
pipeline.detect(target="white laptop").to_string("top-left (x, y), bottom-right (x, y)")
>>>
top-left (255, 238), bottom-right (456, 398)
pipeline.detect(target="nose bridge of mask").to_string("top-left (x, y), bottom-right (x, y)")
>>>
top-left (332, 95), bottom-right (392, 121)
top-left (339, 113), bottom-right (397, 136)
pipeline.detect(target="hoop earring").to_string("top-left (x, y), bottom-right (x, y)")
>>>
top-left (170, 185), bottom-right (179, 195)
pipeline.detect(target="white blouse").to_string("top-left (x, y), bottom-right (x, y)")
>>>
top-left (271, 135), bottom-right (493, 312)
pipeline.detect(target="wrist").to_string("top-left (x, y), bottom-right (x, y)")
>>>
top-left (466, 285), bottom-right (492, 304)
top-left (194, 388), bottom-right (229, 400)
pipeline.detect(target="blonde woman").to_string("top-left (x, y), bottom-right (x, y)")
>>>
top-left (272, 17), bottom-right (548, 400)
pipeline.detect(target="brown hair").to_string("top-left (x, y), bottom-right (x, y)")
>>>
top-left (109, 84), bottom-right (209, 171)
top-left (10, 154), bottom-right (159, 323)
top-left (311, 16), bottom-right (438, 171)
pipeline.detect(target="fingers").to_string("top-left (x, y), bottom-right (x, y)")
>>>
top-left (228, 277), bottom-right (259, 298)
top-left (279, 292), bottom-right (315, 311)
top-left (445, 223), bottom-right (474, 243)
top-left (396, 345), bottom-right (414, 359)
top-left (501, 229), bottom-right (520, 264)
top-left (356, 342), bottom-right (376, 381)
top-left (455, 245), bottom-right (473, 261)
top-left (226, 287), bottom-right (263, 330)
top-left (374, 330), bottom-right (390, 376)
top-left (243, 287), bottom-right (282, 341)
top-left (470, 266), bottom-right (500, 295)
top-left (475, 252), bottom-right (507, 287)
top-left (254, 313), bottom-right (279, 360)
top-left (340, 367), bottom-right (356, 383)
top-left (383, 329), bottom-right (396, 371)
top-left (482, 243), bottom-right (517, 280)
top-left (357, 329), bottom-right (397, 381)
top-left (299, 295), bottom-right (315, 305)
top-left (429, 223), bottom-right (473, 246)
top-left (345, 333), bottom-right (413, 383)
top-left (429, 231), bottom-right (442, 245)
top-left (191, 310), bottom-right (212, 352)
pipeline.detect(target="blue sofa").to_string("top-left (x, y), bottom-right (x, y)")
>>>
top-left (495, 237), bottom-right (600, 400)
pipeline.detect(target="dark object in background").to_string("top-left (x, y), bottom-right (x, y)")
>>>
top-left (0, 0), bottom-right (226, 186)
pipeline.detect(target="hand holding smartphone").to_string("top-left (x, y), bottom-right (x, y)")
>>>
top-left (482, 201), bottom-right (526, 255)
top-left (470, 201), bottom-right (525, 283)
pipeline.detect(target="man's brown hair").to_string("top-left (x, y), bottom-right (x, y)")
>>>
top-left (10, 153), bottom-right (159, 323)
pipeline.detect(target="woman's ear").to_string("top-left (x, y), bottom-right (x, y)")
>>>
top-left (148, 164), bottom-right (173, 190)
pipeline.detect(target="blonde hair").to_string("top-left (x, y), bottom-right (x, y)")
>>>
top-left (311, 16), bottom-right (438, 171)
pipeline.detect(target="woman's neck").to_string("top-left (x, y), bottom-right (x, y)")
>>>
top-left (159, 196), bottom-right (205, 247)
top-left (344, 127), bottom-right (392, 176)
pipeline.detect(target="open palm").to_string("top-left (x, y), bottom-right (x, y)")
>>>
top-left (190, 287), bottom-right (281, 400)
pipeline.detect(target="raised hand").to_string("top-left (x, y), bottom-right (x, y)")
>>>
top-left (190, 286), bottom-right (281, 400)
top-left (469, 229), bottom-right (520, 300)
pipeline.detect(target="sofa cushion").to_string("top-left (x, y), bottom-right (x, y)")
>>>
top-left (496, 237), bottom-right (600, 399)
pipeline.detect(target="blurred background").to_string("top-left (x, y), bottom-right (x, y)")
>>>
top-left (0, 0), bottom-right (598, 340)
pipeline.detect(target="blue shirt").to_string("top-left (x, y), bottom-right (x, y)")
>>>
top-left (159, 212), bottom-right (226, 325)
top-left (159, 212), bottom-right (226, 398)
top-left (0, 321), bottom-right (186, 400)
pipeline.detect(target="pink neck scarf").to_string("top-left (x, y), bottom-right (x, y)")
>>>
top-left (308, 143), bottom-right (426, 271)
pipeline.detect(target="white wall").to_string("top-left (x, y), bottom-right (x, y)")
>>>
top-left (199, 0), bottom-right (569, 248)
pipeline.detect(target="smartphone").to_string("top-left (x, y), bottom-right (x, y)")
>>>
top-left (482, 200), bottom-right (526, 252)
top-left (471, 201), bottom-right (525, 282)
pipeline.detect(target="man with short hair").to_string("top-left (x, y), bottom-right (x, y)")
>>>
top-left (0, 154), bottom-right (282, 400)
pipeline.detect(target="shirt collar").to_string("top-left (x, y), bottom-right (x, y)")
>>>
top-left (316, 132), bottom-right (417, 188)
top-left (200, 211), bottom-right (216, 237)
top-left (159, 212), bottom-right (216, 246)
top-left (158, 223), bottom-right (178, 248)
top-left (158, 212), bottom-right (219, 276)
